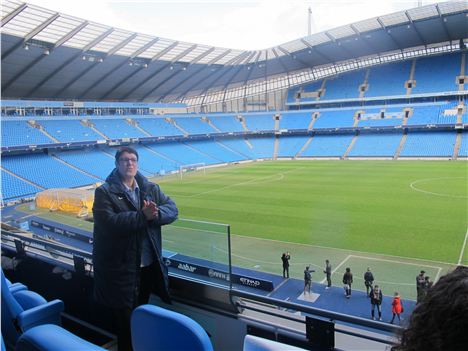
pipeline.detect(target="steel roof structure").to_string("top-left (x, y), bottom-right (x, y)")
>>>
top-left (1, 0), bottom-right (467, 105)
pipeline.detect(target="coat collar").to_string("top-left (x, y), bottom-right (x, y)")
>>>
top-left (106, 168), bottom-right (149, 194)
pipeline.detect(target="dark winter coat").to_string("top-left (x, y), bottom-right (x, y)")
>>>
top-left (92, 169), bottom-right (178, 309)
top-left (370, 287), bottom-right (383, 305)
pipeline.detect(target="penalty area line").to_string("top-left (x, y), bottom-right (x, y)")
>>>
top-left (457, 228), bottom-right (468, 266)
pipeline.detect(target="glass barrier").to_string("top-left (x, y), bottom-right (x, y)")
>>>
top-left (162, 218), bottom-right (232, 288)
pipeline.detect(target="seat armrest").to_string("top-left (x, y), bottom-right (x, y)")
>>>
top-left (9, 283), bottom-right (28, 294)
top-left (17, 300), bottom-right (64, 332)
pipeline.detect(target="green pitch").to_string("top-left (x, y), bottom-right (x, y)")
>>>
top-left (15, 160), bottom-right (467, 299)
top-left (156, 160), bottom-right (467, 265)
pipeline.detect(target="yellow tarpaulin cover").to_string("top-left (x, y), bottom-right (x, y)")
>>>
top-left (35, 188), bottom-right (94, 216)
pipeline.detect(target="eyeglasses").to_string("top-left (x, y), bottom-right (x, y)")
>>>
top-left (119, 158), bottom-right (138, 164)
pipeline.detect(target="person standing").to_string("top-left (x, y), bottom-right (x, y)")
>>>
top-left (422, 276), bottom-right (433, 299)
top-left (364, 267), bottom-right (374, 297)
top-left (370, 284), bottom-right (383, 321)
top-left (304, 266), bottom-right (312, 294)
top-left (93, 146), bottom-right (178, 351)
top-left (390, 292), bottom-right (403, 324)
top-left (416, 270), bottom-right (426, 303)
top-left (281, 252), bottom-right (290, 278)
top-left (323, 259), bottom-right (332, 289)
top-left (342, 267), bottom-right (353, 298)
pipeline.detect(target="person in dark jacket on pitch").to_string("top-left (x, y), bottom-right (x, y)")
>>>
top-left (364, 267), bottom-right (374, 297)
top-left (370, 284), bottom-right (383, 320)
top-left (343, 267), bottom-right (353, 298)
top-left (323, 259), bottom-right (332, 289)
top-left (93, 146), bottom-right (178, 351)
top-left (281, 252), bottom-right (290, 278)
top-left (416, 270), bottom-right (426, 303)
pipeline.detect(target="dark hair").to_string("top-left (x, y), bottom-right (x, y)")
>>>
top-left (346, 267), bottom-right (351, 273)
top-left (392, 266), bottom-right (468, 351)
top-left (115, 146), bottom-right (139, 162)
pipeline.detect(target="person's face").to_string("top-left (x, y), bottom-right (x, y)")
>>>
top-left (116, 151), bottom-right (138, 180)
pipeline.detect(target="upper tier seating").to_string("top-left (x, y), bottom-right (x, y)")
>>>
top-left (91, 119), bottom-right (147, 139)
top-left (243, 113), bottom-right (275, 132)
top-left (2, 154), bottom-right (99, 189)
top-left (412, 53), bottom-right (461, 94)
top-left (172, 117), bottom-right (218, 135)
top-left (280, 111), bottom-right (313, 130)
top-left (313, 110), bottom-right (355, 129)
top-left (288, 80), bottom-right (323, 103)
top-left (39, 120), bottom-right (102, 143)
top-left (1, 121), bottom-right (54, 147)
top-left (322, 70), bottom-right (365, 100)
top-left (136, 117), bottom-right (184, 137)
top-left (208, 115), bottom-right (245, 133)
top-left (365, 61), bottom-right (411, 97)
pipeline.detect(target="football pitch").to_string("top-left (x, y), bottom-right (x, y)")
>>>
top-left (14, 160), bottom-right (467, 300)
top-left (154, 160), bottom-right (467, 298)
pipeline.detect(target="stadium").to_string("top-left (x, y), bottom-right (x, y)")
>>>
top-left (1, 0), bottom-right (467, 350)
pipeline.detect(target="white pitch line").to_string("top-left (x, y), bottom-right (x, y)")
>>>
top-left (409, 177), bottom-right (468, 199)
top-left (457, 228), bottom-right (468, 266)
top-left (434, 266), bottom-right (443, 282)
top-left (349, 255), bottom-right (442, 270)
top-left (320, 255), bottom-right (351, 284)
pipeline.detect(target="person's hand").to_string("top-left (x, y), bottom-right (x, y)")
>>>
top-left (142, 200), bottom-right (158, 220)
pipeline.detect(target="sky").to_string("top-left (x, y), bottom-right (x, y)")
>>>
top-left (25, 0), bottom-right (442, 50)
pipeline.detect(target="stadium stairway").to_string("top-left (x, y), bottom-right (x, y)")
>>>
top-left (394, 133), bottom-right (407, 160)
top-left (307, 113), bottom-right (318, 130)
top-left (86, 121), bottom-right (109, 140)
top-left (343, 133), bottom-right (358, 158)
top-left (205, 117), bottom-right (222, 133)
top-left (295, 136), bottom-right (313, 158)
top-left (32, 122), bottom-right (59, 143)
top-left (129, 119), bottom-right (152, 137)
top-left (453, 132), bottom-right (462, 160)
top-left (169, 118), bottom-right (189, 136)
top-left (273, 137), bottom-right (279, 160)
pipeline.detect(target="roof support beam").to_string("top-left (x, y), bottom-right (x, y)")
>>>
top-left (121, 44), bottom-right (198, 101)
top-left (99, 41), bottom-right (179, 100)
top-left (1, 2), bottom-right (28, 27)
top-left (139, 47), bottom-right (216, 101)
top-left (2, 12), bottom-right (60, 60)
top-left (24, 28), bottom-right (114, 98)
top-left (405, 11), bottom-right (427, 46)
top-left (435, 5), bottom-right (452, 41)
top-left (376, 18), bottom-right (404, 50)
top-left (77, 37), bottom-right (160, 99)
top-left (2, 21), bottom-right (89, 93)
top-left (300, 39), bottom-right (334, 63)
top-left (167, 49), bottom-right (235, 101)
top-left (349, 24), bottom-right (378, 53)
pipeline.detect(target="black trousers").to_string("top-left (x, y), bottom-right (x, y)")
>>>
top-left (113, 263), bottom-right (159, 351)
top-left (283, 266), bottom-right (289, 278)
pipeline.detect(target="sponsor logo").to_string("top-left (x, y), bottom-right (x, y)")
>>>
top-left (43, 225), bottom-right (51, 231)
top-left (54, 228), bottom-right (64, 234)
top-left (164, 259), bottom-right (171, 266)
top-left (239, 277), bottom-right (261, 287)
top-left (177, 263), bottom-right (197, 273)
top-left (208, 269), bottom-right (230, 281)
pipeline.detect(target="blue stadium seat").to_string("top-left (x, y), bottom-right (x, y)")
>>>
top-left (1, 269), bottom-right (64, 348)
top-left (131, 304), bottom-right (213, 351)
top-left (243, 335), bottom-right (307, 351)
top-left (15, 324), bottom-right (104, 351)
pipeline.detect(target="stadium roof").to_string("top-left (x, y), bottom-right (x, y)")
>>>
top-left (1, 0), bottom-right (467, 104)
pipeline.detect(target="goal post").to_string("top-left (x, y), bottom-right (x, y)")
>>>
top-left (179, 163), bottom-right (206, 179)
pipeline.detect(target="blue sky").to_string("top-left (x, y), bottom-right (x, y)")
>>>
top-left (27, 0), bottom-right (440, 50)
